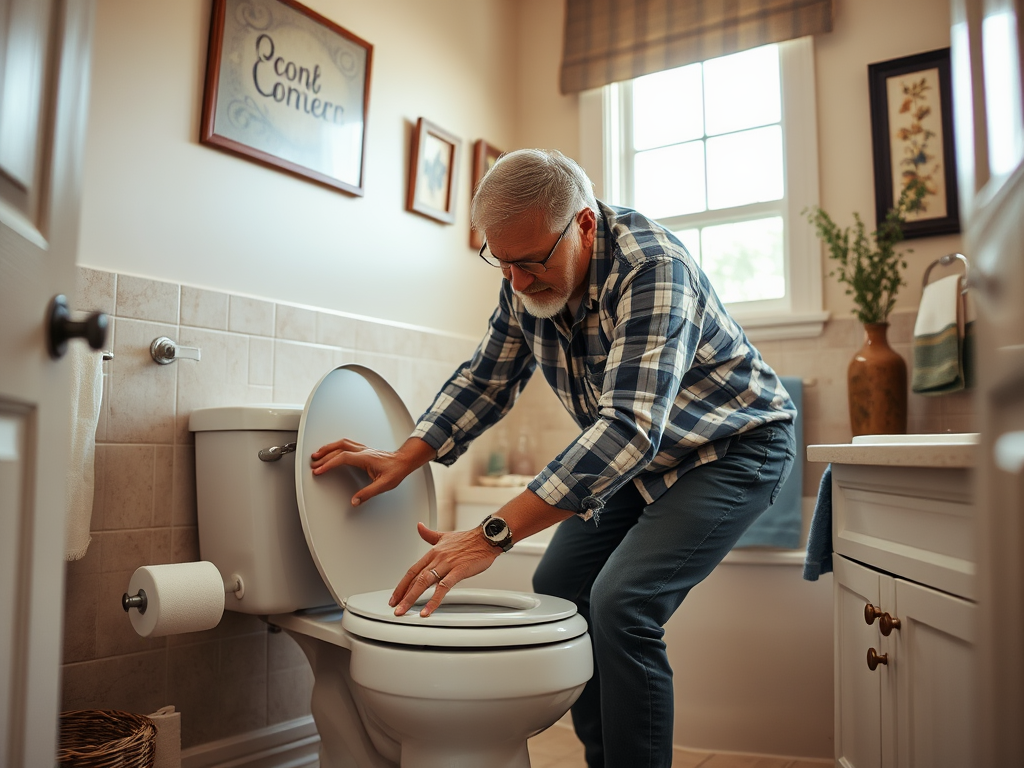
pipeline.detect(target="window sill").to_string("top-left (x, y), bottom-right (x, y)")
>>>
top-left (729, 309), bottom-right (830, 341)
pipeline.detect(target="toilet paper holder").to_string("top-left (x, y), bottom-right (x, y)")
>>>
top-left (122, 572), bottom-right (244, 614)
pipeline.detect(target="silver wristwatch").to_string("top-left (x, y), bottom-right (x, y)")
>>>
top-left (480, 514), bottom-right (514, 552)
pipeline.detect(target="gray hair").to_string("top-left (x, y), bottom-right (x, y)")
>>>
top-left (471, 149), bottom-right (598, 235)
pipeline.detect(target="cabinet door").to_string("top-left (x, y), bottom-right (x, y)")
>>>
top-left (893, 578), bottom-right (975, 768)
top-left (834, 556), bottom-right (892, 768)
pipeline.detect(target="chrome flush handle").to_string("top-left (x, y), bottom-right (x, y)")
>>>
top-left (259, 443), bottom-right (297, 462)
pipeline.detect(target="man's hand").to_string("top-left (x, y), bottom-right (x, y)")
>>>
top-left (389, 489), bottom-right (576, 618)
top-left (310, 436), bottom-right (435, 507)
top-left (389, 523), bottom-right (500, 617)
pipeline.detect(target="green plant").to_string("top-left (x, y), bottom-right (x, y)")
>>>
top-left (804, 182), bottom-right (925, 325)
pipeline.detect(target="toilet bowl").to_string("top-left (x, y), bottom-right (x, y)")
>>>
top-left (189, 365), bottom-right (592, 768)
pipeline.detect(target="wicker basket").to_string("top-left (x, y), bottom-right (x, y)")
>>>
top-left (58, 710), bottom-right (156, 768)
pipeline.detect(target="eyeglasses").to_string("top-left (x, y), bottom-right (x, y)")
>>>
top-left (478, 215), bottom-right (576, 276)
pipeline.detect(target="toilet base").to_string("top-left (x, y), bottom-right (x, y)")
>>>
top-left (280, 622), bottom-right (588, 768)
top-left (285, 630), bottom-right (399, 768)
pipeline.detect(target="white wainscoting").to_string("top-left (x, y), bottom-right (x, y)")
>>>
top-left (181, 717), bottom-right (319, 768)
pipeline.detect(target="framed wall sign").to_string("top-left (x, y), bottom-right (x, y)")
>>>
top-left (469, 140), bottom-right (503, 248)
top-left (868, 48), bottom-right (960, 238)
top-left (200, 0), bottom-right (372, 196)
top-left (407, 118), bottom-right (462, 225)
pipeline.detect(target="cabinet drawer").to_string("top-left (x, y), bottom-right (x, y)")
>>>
top-left (832, 464), bottom-right (974, 600)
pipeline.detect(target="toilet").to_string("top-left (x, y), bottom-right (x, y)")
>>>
top-left (188, 364), bottom-right (592, 768)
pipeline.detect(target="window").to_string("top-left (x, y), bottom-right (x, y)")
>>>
top-left (579, 37), bottom-right (827, 339)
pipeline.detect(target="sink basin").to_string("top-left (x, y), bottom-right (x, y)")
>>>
top-left (851, 433), bottom-right (979, 445)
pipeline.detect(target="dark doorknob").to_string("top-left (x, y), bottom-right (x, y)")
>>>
top-left (46, 294), bottom-right (108, 360)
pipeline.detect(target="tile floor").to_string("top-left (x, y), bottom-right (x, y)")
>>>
top-left (527, 724), bottom-right (832, 768)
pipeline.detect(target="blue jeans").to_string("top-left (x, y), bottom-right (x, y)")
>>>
top-left (532, 421), bottom-right (795, 768)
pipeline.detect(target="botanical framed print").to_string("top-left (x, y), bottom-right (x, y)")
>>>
top-left (868, 48), bottom-right (960, 238)
top-left (407, 118), bottom-right (462, 225)
top-left (200, 0), bottom-right (372, 196)
top-left (469, 140), bottom-right (503, 248)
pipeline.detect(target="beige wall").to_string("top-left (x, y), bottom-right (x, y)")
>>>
top-left (80, 0), bottom-right (967, 329)
top-left (79, 0), bottom-right (517, 336)
top-left (816, 0), bottom-right (963, 318)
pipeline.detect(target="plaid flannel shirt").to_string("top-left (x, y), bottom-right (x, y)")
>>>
top-left (412, 202), bottom-right (795, 521)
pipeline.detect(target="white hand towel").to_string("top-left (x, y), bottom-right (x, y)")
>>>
top-left (65, 343), bottom-right (103, 561)
top-left (911, 273), bottom-right (965, 394)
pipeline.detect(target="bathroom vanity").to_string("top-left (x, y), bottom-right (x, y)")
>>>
top-left (807, 434), bottom-right (977, 768)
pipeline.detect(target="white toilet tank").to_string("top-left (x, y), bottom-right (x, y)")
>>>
top-left (190, 405), bottom-right (334, 614)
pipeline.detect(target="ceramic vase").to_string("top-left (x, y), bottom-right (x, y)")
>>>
top-left (847, 322), bottom-right (907, 436)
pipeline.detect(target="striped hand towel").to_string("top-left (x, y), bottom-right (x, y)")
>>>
top-left (911, 273), bottom-right (967, 395)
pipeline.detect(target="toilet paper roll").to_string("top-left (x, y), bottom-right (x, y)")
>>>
top-left (127, 562), bottom-right (225, 638)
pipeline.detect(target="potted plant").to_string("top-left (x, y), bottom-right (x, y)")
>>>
top-left (805, 183), bottom-right (924, 436)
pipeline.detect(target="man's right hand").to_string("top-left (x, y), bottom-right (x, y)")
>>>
top-left (310, 436), bottom-right (436, 507)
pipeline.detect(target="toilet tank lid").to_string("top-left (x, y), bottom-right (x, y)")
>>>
top-left (189, 404), bottom-right (303, 432)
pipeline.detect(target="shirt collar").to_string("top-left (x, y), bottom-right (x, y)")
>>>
top-left (585, 201), bottom-right (616, 310)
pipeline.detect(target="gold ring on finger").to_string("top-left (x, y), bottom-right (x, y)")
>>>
top-left (429, 568), bottom-right (441, 582)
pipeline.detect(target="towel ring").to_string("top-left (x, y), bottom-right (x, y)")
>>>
top-left (922, 253), bottom-right (969, 295)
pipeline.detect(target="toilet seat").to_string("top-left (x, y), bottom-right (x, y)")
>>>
top-left (292, 365), bottom-right (582, 640)
top-left (341, 588), bottom-right (588, 648)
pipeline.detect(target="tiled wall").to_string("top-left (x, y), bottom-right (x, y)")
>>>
top-left (61, 267), bottom-right (976, 751)
top-left (62, 267), bottom-right (481, 749)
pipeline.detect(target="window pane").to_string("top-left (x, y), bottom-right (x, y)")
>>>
top-left (706, 125), bottom-right (783, 210)
top-left (672, 228), bottom-right (700, 263)
top-left (633, 64), bottom-right (704, 150)
top-left (634, 143), bottom-right (706, 218)
top-left (701, 217), bottom-right (784, 303)
top-left (703, 44), bottom-right (781, 136)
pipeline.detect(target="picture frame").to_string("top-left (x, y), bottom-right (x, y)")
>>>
top-left (469, 140), bottom-right (503, 248)
top-left (868, 48), bottom-right (960, 239)
top-left (200, 0), bottom-right (372, 196)
top-left (407, 118), bottom-right (462, 225)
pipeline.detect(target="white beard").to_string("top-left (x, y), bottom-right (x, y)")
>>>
top-left (516, 235), bottom-right (578, 319)
top-left (520, 291), bottom-right (568, 318)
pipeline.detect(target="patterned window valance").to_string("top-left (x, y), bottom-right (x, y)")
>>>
top-left (560, 0), bottom-right (833, 94)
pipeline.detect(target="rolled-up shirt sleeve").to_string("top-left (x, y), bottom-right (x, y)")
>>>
top-left (412, 291), bottom-right (536, 465)
top-left (528, 257), bottom-right (704, 521)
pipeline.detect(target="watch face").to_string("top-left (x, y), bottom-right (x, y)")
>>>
top-left (484, 518), bottom-right (507, 538)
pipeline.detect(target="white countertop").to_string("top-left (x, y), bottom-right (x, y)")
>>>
top-left (807, 433), bottom-right (978, 468)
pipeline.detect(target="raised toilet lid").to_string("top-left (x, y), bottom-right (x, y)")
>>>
top-left (342, 588), bottom-right (588, 647)
top-left (295, 365), bottom-right (438, 607)
top-left (295, 365), bottom-right (583, 647)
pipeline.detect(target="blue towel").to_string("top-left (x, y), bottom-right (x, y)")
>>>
top-left (802, 465), bottom-right (833, 580)
top-left (734, 376), bottom-right (804, 549)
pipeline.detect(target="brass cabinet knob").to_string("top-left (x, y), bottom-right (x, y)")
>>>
top-left (880, 613), bottom-right (902, 636)
top-left (867, 647), bottom-right (889, 671)
top-left (864, 603), bottom-right (884, 625)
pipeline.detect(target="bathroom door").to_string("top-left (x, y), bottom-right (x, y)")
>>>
top-left (948, 1), bottom-right (1024, 766)
top-left (0, 1), bottom-right (95, 766)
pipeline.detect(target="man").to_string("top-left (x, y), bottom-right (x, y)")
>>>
top-left (312, 148), bottom-right (795, 767)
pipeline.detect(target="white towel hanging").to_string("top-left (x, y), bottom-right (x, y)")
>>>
top-left (65, 343), bottom-right (103, 561)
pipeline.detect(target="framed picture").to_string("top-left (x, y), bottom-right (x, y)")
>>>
top-left (868, 48), bottom-right (960, 239)
top-left (200, 0), bottom-right (372, 196)
top-left (469, 140), bottom-right (503, 248)
top-left (407, 118), bottom-right (462, 225)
